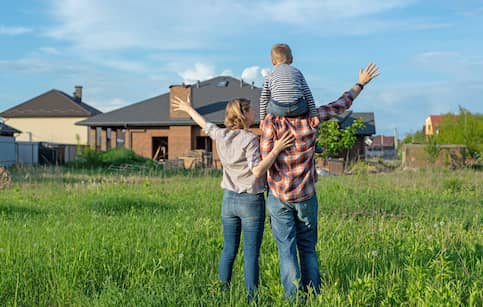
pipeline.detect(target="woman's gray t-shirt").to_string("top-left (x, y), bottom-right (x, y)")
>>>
top-left (204, 122), bottom-right (266, 194)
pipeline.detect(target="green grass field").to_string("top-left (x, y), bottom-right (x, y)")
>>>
top-left (0, 167), bottom-right (481, 306)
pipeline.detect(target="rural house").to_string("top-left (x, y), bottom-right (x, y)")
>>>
top-left (0, 86), bottom-right (102, 145)
top-left (77, 76), bottom-right (262, 167)
top-left (424, 115), bottom-right (442, 136)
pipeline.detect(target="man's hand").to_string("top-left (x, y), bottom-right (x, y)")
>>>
top-left (358, 63), bottom-right (380, 85)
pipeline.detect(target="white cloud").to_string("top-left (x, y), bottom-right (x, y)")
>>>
top-left (261, 68), bottom-right (271, 78)
top-left (39, 47), bottom-right (60, 55)
top-left (0, 57), bottom-right (78, 74)
top-left (241, 66), bottom-right (271, 85)
top-left (413, 51), bottom-right (483, 79)
top-left (46, 0), bottom-right (421, 51)
top-left (241, 66), bottom-right (260, 82)
top-left (178, 63), bottom-right (216, 84)
top-left (258, 0), bottom-right (416, 24)
top-left (0, 26), bottom-right (32, 35)
top-left (90, 98), bottom-right (129, 112)
top-left (221, 69), bottom-right (234, 77)
top-left (100, 59), bottom-right (148, 74)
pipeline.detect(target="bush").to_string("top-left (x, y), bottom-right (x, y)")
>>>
top-left (68, 148), bottom-right (155, 168)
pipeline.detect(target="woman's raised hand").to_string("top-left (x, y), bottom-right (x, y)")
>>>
top-left (172, 94), bottom-right (192, 113)
top-left (273, 132), bottom-right (295, 153)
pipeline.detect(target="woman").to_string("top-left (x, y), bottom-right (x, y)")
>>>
top-left (172, 95), bottom-right (293, 302)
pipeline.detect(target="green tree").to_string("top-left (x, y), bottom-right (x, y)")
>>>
top-left (425, 135), bottom-right (440, 164)
top-left (317, 118), bottom-right (365, 166)
top-left (437, 106), bottom-right (483, 158)
top-left (402, 130), bottom-right (425, 144)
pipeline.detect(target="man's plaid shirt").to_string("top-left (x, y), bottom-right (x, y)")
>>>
top-left (260, 90), bottom-right (355, 203)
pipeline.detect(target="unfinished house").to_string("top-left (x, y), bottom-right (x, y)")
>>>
top-left (77, 76), bottom-right (262, 167)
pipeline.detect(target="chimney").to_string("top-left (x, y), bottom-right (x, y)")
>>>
top-left (73, 86), bottom-right (83, 102)
top-left (169, 84), bottom-right (192, 119)
top-left (240, 79), bottom-right (243, 88)
top-left (251, 81), bottom-right (255, 89)
top-left (196, 80), bottom-right (200, 88)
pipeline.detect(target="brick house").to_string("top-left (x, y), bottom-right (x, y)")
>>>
top-left (76, 76), bottom-right (262, 167)
top-left (0, 86), bottom-right (102, 144)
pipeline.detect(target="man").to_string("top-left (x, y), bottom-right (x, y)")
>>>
top-left (260, 63), bottom-right (379, 298)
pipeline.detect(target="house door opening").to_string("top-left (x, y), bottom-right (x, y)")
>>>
top-left (152, 137), bottom-right (168, 161)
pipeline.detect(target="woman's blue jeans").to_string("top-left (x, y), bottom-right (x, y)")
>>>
top-left (218, 189), bottom-right (265, 300)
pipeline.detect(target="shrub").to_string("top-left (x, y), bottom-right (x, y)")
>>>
top-left (68, 148), bottom-right (155, 168)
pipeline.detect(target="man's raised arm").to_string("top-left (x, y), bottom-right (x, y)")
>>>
top-left (318, 63), bottom-right (379, 121)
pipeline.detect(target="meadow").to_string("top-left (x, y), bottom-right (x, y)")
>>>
top-left (0, 166), bottom-right (481, 306)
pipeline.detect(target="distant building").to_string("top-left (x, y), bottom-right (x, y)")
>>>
top-left (424, 115), bottom-right (442, 136)
top-left (366, 135), bottom-right (397, 159)
top-left (329, 111), bottom-right (376, 161)
top-left (0, 86), bottom-right (101, 145)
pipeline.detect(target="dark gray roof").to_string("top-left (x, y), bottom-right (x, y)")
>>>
top-left (0, 90), bottom-right (102, 118)
top-left (77, 76), bottom-right (261, 127)
top-left (0, 122), bottom-right (21, 134)
top-left (332, 111), bottom-right (375, 135)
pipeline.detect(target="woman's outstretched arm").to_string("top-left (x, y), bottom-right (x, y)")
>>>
top-left (251, 132), bottom-right (293, 178)
top-left (172, 94), bottom-right (207, 129)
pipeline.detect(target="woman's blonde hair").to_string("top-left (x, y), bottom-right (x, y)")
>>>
top-left (224, 98), bottom-right (251, 130)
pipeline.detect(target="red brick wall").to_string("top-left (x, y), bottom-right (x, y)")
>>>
top-left (168, 126), bottom-right (192, 159)
top-left (130, 128), bottom-right (170, 159)
top-left (110, 130), bottom-right (117, 149)
top-left (170, 85), bottom-right (192, 119)
top-left (93, 124), bottom-right (264, 167)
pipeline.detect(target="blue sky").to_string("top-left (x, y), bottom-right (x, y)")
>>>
top-left (1, 0), bottom-right (482, 136)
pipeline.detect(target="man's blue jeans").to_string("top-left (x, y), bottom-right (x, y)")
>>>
top-left (218, 190), bottom-right (265, 300)
top-left (266, 192), bottom-right (321, 298)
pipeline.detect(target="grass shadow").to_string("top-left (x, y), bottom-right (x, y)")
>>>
top-left (0, 204), bottom-right (44, 217)
top-left (88, 195), bottom-right (174, 215)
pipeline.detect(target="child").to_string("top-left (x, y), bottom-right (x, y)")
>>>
top-left (259, 43), bottom-right (318, 121)
top-left (260, 43), bottom-right (324, 153)
top-left (172, 94), bottom-right (293, 303)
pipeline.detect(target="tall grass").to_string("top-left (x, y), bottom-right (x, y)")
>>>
top-left (0, 167), bottom-right (481, 306)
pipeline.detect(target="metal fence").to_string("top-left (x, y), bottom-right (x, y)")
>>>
top-left (1, 140), bottom-right (85, 166)
top-left (0, 137), bottom-right (16, 166)
top-left (17, 142), bottom-right (39, 165)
